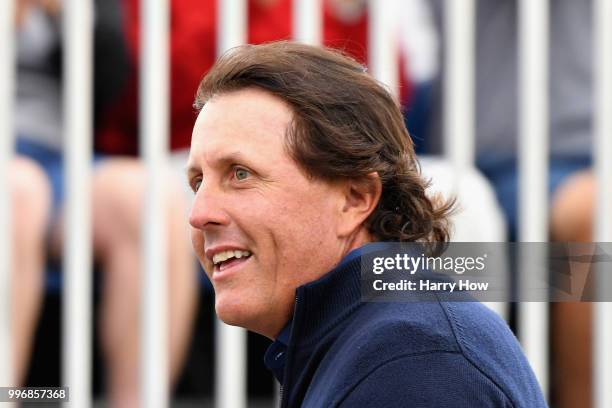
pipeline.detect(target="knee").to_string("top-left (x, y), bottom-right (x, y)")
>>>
top-left (93, 159), bottom-right (146, 243)
top-left (10, 157), bottom-right (52, 232)
top-left (92, 158), bottom-right (189, 247)
top-left (550, 171), bottom-right (595, 242)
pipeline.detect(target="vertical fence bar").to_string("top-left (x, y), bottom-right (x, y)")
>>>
top-left (216, 1), bottom-right (247, 407)
top-left (218, 0), bottom-right (248, 53)
top-left (293, 0), bottom-right (322, 45)
top-left (140, 0), bottom-right (170, 407)
top-left (593, 1), bottom-right (612, 407)
top-left (517, 0), bottom-right (549, 397)
top-left (62, 0), bottom-right (94, 406)
top-left (443, 0), bottom-right (475, 172)
top-left (0, 0), bottom-right (15, 389)
top-left (368, 0), bottom-right (400, 98)
top-left (442, 2), bottom-right (509, 320)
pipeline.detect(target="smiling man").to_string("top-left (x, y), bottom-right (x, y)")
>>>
top-left (187, 42), bottom-right (546, 407)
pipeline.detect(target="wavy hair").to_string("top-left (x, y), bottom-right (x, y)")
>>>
top-left (194, 41), bottom-right (454, 244)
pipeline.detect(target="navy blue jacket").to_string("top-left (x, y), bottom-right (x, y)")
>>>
top-left (269, 245), bottom-right (547, 407)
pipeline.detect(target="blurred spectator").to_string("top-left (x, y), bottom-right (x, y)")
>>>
top-left (13, 0), bottom-right (198, 406)
top-left (426, 1), bottom-right (593, 407)
top-left (324, 0), bottom-right (437, 151)
top-left (97, 0), bottom-right (414, 159)
top-left (397, 0), bottom-right (439, 152)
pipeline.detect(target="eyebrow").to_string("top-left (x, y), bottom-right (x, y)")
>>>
top-left (185, 150), bottom-right (254, 179)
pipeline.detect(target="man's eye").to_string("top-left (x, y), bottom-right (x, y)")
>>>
top-left (234, 168), bottom-right (250, 181)
top-left (192, 179), bottom-right (202, 193)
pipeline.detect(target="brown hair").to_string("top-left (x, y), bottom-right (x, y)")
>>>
top-left (194, 41), bottom-right (454, 244)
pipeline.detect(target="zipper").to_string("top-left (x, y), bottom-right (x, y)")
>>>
top-left (280, 293), bottom-right (300, 408)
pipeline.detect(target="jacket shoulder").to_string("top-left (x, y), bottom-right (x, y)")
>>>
top-left (304, 301), bottom-right (546, 408)
top-left (440, 302), bottom-right (547, 408)
top-left (335, 351), bottom-right (515, 408)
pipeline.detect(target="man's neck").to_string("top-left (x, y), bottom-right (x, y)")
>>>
top-left (341, 227), bottom-right (374, 259)
top-left (266, 229), bottom-right (374, 340)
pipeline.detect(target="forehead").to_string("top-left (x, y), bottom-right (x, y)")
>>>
top-left (189, 88), bottom-right (294, 165)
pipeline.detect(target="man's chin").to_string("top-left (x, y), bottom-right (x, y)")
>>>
top-left (216, 313), bottom-right (243, 328)
top-left (215, 299), bottom-right (252, 329)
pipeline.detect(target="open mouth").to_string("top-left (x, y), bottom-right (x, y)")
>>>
top-left (213, 249), bottom-right (252, 272)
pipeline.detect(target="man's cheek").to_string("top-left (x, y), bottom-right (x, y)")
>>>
top-left (190, 228), bottom-right (206, 260)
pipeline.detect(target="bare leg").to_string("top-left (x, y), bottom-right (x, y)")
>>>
top-left (10, 157), bottom-right (51, 385)
top-left (550, 170), bottom-right (594, 408)
top-left (91, 159), bottom-right (197, 408)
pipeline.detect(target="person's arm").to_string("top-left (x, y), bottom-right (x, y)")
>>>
top-left (337, 352), bottom-right (514, 408)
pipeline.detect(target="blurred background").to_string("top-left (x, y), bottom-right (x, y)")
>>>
top-left (1, 0), bottom-right (606, 407)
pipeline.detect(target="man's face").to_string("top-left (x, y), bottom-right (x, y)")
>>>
top-left (187, 88), bottom-right (348, 338)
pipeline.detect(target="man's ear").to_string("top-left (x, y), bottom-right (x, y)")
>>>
top-left (337, 172), bottom-right (382, 238)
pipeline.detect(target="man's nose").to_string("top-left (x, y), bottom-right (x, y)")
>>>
top-left (188, 183), bottom-right (229, 229)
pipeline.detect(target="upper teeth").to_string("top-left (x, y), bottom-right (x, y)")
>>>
top-left (213, 250), bottom-right (251, 265)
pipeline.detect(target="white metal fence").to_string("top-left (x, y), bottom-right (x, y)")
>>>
top-left (0, 0), bottom-right (16, 391)
top-left (517, 0), bottom-right (550, 394)
top-left (0, 0), bottom-right (610, 406)
top-left (593, 1), bottom-right (612, 407)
